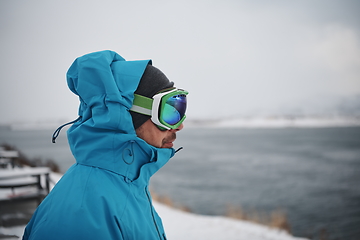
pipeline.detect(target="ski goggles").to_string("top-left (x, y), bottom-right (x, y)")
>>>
top-left (130, 88), bottom-right (188, 130)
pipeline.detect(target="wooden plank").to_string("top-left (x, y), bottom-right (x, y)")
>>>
top-left (0, 167), bottom-right (50, 180)
top-left (0, 190), bottom-right (47, 203)
top-left (0, 150), bottom-right (19, 158)
top-left (0, 176), bottom-right (38, 188)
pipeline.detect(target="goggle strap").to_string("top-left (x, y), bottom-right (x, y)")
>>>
top-left (130, 94), bottom-right (153, 116)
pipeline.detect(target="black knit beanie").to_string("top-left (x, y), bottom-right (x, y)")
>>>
top-left (130, 64), bottom-right (174, 129)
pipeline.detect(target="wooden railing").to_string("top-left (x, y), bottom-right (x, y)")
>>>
top-left (0, 149), bottom-right (51, 203)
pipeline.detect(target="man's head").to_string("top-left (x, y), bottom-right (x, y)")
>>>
top-left (130, 65), bottom-right (174, 130)
top-left (130, 64), bottom-right (188, 148)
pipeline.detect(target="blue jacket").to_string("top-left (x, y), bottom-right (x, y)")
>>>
top-left (23, 50), bottom-right (175, 240)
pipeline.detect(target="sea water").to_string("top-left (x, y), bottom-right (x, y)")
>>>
top-left (1, 126), bottom-right (359, 240)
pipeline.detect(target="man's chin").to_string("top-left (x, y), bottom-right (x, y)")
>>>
top-left (162, 142), bottom-right (174, 148)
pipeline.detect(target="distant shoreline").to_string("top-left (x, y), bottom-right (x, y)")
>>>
top-left (1, 115), bottom-right (360, 131)
top-left (183, 115), bottom-right (360, 129)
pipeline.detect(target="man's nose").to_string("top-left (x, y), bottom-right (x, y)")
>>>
top-left (170, 123), bottom-right (184, 132)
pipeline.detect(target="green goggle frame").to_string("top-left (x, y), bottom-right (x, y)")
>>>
top-left (131, 88), bottom-right (188, 130)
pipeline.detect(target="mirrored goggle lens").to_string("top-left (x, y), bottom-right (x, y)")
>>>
top-left (161, 94), bottom-right (187, 125)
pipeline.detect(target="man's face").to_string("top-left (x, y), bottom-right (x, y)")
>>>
top-left (136, 119), bottom-right (184, 148)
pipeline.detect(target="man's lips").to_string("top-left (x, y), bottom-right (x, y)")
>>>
top-left (163, 142), bottom-right (174, 148)
top-left (163, 137), bottom-right (176, 148)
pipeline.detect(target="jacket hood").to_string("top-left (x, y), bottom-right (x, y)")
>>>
top-left (66, 50), bottom-right (174, 182)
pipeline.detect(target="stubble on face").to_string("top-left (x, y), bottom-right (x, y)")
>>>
top-left (136, 119), bottom-right (177, 148)
top-left (161, 132), bottom-right (176, 148)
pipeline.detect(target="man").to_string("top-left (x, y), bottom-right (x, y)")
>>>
top-left (23, 50), bottom-right (188, 240)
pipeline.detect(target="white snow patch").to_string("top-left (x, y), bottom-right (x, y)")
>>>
top-left (154, 202), bottom-right (308, 240)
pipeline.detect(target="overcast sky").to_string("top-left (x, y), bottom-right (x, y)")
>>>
top-left (1, 0), bottom-right (359, 124)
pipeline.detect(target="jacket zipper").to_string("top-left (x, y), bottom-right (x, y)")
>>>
top-left (145, 186), bottom-right (162, 240)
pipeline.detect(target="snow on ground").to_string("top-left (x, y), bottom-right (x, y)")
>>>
top-left (0, 225), bottom-right (25, 240)
top-left (1, 172), bottom-right (309, 240)
top-left (154, 202), bottom-right (308, 240)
